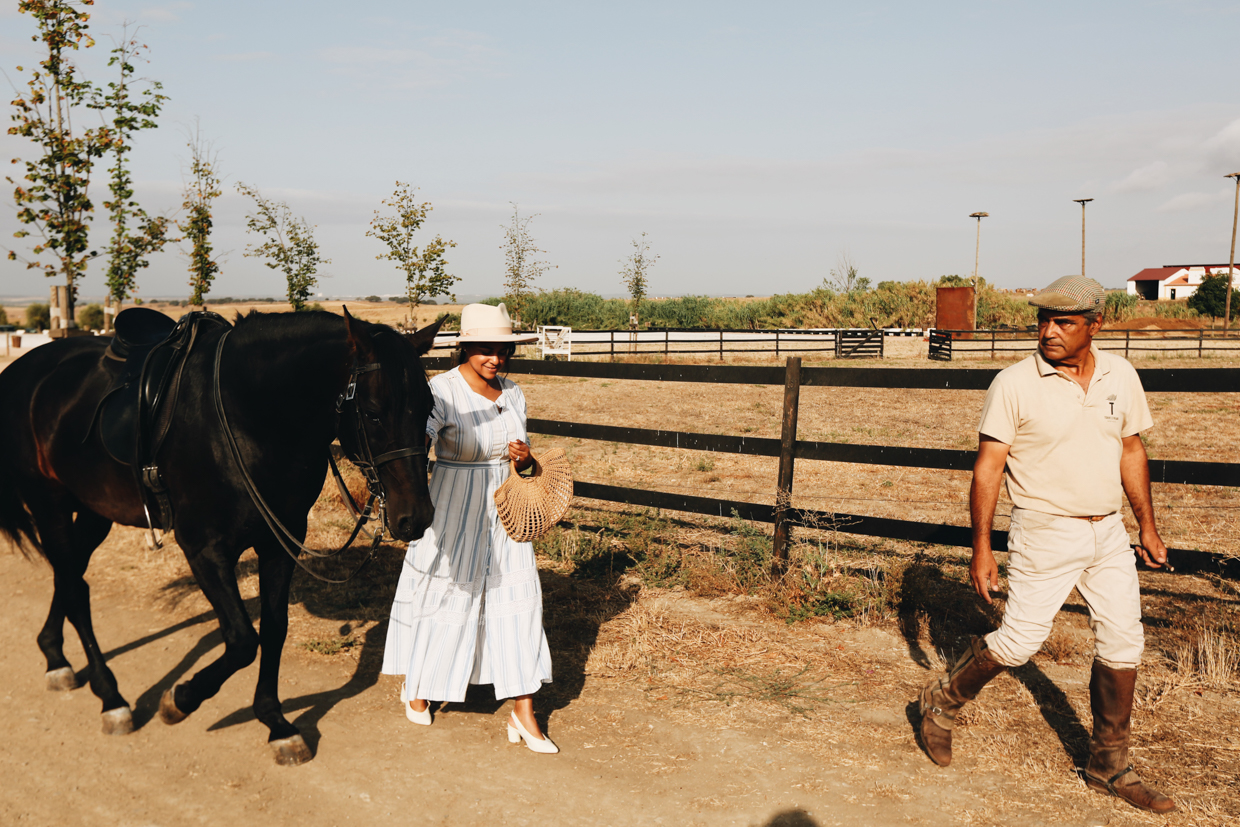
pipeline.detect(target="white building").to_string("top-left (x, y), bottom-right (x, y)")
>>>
top-left (1126, 264), bottom-right (1233, 301)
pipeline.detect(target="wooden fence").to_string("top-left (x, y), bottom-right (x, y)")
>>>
top-left (439, 328), bottom-right (897, 359)
top-left (931, 328), bottom-right (1240, 360)
top-left (423, 357), bottom-right (1240, 576)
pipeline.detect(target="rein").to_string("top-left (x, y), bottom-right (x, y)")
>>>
top-left (211, 329), bottom-right (424, 584)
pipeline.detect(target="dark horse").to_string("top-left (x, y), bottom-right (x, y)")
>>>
top-left (0, 308), bottom-right (439, 764)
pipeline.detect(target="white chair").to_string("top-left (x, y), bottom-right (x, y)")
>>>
top-left (537, 326), bottom-right (572, 360)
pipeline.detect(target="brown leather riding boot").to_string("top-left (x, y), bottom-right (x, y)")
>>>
top-left (1084, 661), bottom-right (1176, 814)
top-left (919, 637), bottom-right (1008, 767)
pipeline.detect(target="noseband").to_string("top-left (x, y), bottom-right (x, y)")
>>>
top-left (212, 330), bottom-right (427, 584)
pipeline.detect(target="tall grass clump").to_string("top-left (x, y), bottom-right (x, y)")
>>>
top-left (1105, 291), bottom-right (1140, 322)
top-left (533, 508), bottom-right (910, 625)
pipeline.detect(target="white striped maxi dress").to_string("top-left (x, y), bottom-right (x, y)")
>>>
top-left (381, 366), bottom-right (553, 702)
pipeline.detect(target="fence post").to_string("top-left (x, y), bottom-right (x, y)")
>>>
top-left (990, 328), bottom-right (996, 359)
top-left (775, 329), bottom-right (780, 358)
top-left (719, 329), bottom-right (724, 361)
top-left (609, 330), bottom-right (615, 361)
top-left (1199, 328), bottom-right (1204, 358)
top-left (665, 329), bottom-right (669, 359)
top-left (772, 356), bottom-right (802, 569)
top-left (1125, 330), bottom-right (1130, 360)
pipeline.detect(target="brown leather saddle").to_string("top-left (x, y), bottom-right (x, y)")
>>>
top-left (93, 307), bottom-right (231, 534)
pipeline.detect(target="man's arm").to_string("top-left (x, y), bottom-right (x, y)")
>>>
top-left (970, 435), bottom-right (1010, 604)
top-left (1120, 433), bottom-right (1168, 569)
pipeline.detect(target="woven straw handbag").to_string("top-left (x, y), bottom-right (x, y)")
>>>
top-left (493, 448), bottom-right (574, 542)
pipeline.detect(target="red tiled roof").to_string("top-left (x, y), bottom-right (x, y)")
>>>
top-left (1164, 275), bottom-right (1192, 286)
top-left (1127, 267), bottom-right (1183, 283)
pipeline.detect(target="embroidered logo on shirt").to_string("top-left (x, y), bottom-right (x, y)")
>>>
top-left (1105, 393), bottom-right (1118, 419)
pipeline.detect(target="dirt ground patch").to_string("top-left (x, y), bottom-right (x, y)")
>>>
top-left (2, 510), bottom-right (1235, 826)
top-left (0, 324), bottom-right (1236, 826)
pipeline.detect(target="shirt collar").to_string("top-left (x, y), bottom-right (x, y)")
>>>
top-left (1034, 343), bottom-right (1109, 379)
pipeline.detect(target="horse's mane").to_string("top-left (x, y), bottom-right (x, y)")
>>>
top-left (230, 310), bottom-right (430, 392)
top-left (230, 309), bottom-right (344, 343)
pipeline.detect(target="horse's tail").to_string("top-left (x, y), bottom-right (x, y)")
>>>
top-left (0, 457), bottom-right (40, 558)
top-left (0, 370), bottom-right (42, 559)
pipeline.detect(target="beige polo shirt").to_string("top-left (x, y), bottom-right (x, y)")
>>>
top-left (977, 345), bottom-right (1153, 517)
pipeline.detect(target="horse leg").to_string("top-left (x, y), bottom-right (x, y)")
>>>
top-left (33, 504), bottom-right (131, 733)
top-left (158, 545), bottom-right (259, 729)
top-left (38, 586), bottom-right (78, 691)
top-left (253, 540), bottom-right (311, 765)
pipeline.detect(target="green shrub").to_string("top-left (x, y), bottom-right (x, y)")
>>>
top-left (25, 303), bottom-right (50, 330)
top-left (77, 303), bottom-right (105, 330)
top-left (0, 306), bottom-right (8, 326)
top-left (1187, 273), bottom-right (1239, 320)
top-left (434, 311), bottom-right (461, 331)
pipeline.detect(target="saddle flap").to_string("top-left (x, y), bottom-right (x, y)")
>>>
top-left (100, 382), bottom-right (140, 466)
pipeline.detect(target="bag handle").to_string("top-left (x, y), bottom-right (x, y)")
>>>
top-left (509, 450), bottom-right (541, 479)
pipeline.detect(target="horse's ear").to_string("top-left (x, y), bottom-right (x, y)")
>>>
top-left (407, 316), bottom-right (445, 357)
top-left (342, 306), bottom-right (375, 357)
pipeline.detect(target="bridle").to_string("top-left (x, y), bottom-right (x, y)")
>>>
top-left (212, 330), bottom-right (427, 583)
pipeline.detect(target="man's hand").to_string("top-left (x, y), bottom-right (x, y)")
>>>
top-left (1134, 526), bottom-right (1169, 569)
top-left (971, 547), bottom-right (1001, 604)
top-left (1120, 433), bottom-right (1169, 570)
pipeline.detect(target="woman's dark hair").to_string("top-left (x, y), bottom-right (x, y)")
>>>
top-left (454, 341), bottom-right (516, 367)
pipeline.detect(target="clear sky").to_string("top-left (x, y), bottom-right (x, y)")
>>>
top-left (2, 0), bottom-right (1239, 302)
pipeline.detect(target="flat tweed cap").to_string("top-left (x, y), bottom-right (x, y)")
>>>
top-left (1028, 275), bottom-right (1106, 313)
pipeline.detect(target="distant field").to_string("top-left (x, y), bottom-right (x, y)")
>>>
top-left (0, 300), bottom-right (461, 331)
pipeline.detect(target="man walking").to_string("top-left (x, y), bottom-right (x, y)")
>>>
top-left (917, 276), bottom-right (1175, 815)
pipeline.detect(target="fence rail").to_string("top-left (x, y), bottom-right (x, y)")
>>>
top-left (423, 357), bottom-right (1239, 576)
top-left (932, 327), bottom-right (1239, 360)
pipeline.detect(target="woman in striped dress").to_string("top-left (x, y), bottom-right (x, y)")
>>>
top-left (381, 303), bottom-right (557, 754)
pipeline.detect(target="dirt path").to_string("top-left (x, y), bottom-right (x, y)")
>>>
top-left (0, 539), bottom-right (1142, 827)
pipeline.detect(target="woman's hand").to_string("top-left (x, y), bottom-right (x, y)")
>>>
top-left (509, 440), bottom-right (533, 472)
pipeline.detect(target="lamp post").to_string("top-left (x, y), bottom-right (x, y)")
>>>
top-left (1073, 198), bottom-right (1093, 278)
top-left (1226, 173), bottom-right (1240, 335)
top-left (970, 212), bottom-right (988, 331)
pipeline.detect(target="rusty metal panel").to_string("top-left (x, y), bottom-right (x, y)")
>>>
top-left (936, 286), bottom-right (975, 338)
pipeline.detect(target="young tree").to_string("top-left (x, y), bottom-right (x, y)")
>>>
top-left (178, 130), bottom-right (222, 306)
top-left (98, 28), bottom-right (170, 315)
top-left (366, 182), bottom-right (457, 316)
top-left (237, 182), bottom-right (329, 312)
top-left (500, 203), bottom-right (554, 324)
top-left (6, 0), bottom-right (111, 327)
top-left (1187, 272), bottom-right (1240, 321)
top-left (828, 252), bottom-right (869, 294)
top-left (619, 232), bottom-right (658, 328)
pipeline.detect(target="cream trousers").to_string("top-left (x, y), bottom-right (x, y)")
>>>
top-left (985, 508), bottom-right (1143, 669)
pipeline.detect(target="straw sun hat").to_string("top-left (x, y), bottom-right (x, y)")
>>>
top-left (456, 302), bottom-right (538, 344)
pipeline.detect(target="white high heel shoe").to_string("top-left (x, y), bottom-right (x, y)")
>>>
top-left (400, 683), bottom-right (432, 726)
top-left (507, 711), bottom-right (559, 754)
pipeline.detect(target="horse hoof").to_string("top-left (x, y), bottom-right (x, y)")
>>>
top-left (158, 687), bottom-right (188, 725)
top-left (45, 667), bottom-right (79, 691)
top-left (101, 706), bottom-right (134, 735)
top-left (271, 734), bottom-right (312, 766)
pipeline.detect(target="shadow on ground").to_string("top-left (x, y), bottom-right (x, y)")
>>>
top-left (897, 556), bottom-right (1090, 765)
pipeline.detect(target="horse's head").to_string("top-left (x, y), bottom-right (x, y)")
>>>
top-left (336, 308), bottom-right (443, 542)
